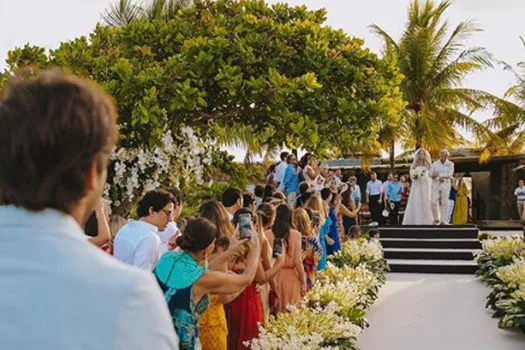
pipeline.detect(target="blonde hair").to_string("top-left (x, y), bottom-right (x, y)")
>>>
top-left (293, 208), bottom-right (313, 238)
top-left (305, 195), bottom-right (327, 225)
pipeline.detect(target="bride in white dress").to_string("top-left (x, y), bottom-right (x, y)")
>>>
top-left (403, 149), bottom-right (434, 225)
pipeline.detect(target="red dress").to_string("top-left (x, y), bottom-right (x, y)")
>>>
top-left (226, 280), bottom-right (264, 350)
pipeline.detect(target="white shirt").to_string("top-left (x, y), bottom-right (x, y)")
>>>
top-left (275, 161), bottom-right (288, 191)
top-left (157, 221), bottom-right (180, 254)
top-left (114, 220), bottom-right (161, 270)
top-left (366, 180), bottom-right (383, 196)
top-left (515, 186), bottom-right (525, 200)
top-left (382, 180), bottom-right (392, 196)
top-left (0, 206), bottom-right (178, 350)
top-left (431, 160), bottom-right (455, 182)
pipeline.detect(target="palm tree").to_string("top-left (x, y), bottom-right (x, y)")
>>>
top-left (370, 0), bottom-right (493, 153)
top-left (102, 0), bottom-right (192, 26)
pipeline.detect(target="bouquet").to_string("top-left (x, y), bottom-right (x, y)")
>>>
top-left (410, 167), bottom-right (426, 180)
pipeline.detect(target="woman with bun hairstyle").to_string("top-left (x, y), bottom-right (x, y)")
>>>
top-left (198, 200), bottom-right (236, 350)
top-left (154, 217), bottom-right (260, 350)
top-left (265, 204), bottom-right (307, 312)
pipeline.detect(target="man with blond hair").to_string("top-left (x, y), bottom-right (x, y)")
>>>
top-left (430, 149), bottom-right (455, 225)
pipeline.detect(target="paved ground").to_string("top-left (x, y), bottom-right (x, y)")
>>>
top-left (359, 273), bottom-right (525, 350)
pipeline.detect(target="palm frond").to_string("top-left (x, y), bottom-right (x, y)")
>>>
top-left (102, 0), bottom-right (142, 27)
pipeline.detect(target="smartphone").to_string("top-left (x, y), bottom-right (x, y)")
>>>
top-left (301, 237), bottom-right (308, 251)
top-left (239, 213), bottom-right (252, 239)
top-left (273, 238), bottom-right (284, 257)
top-left (312, 214), bottom-right (320, 228)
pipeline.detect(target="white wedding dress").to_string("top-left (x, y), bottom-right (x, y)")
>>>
top-left (403, 166), bottom-right (434, 225)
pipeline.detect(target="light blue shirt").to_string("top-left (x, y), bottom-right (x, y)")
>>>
top-left (283, 164), bottom-right (299, 194)
top-left (387, 182), bottom-right (403, 203)
top-left (0, 206), bottom-right (178, 350)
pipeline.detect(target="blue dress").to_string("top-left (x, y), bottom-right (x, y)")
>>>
top-left (155, 251), bottom-right (210, 350)
top-left (316, 217), bottom-right (332, 271)
top-left (326, 208), bottom-right (341, 255)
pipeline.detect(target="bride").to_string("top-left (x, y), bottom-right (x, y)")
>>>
top-left (403, 149), bottom-right (434, 225)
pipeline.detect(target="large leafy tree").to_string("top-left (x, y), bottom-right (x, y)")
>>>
top-left (370, 0), bottom-right (493, 153)
top-left (1, 0), bottom-right (404, 211)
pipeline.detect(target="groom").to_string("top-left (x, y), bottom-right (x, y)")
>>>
top-left (431, 149), bottom-right (455, 225)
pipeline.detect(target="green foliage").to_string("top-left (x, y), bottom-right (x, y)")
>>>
top-left (1, 0), bottom-right (403, 156)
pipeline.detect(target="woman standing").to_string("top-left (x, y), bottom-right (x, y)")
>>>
top-left (452, 180), bottom-right (469, 224)
top-left (293, 208), bottom-right (322, 291)
top-left (198, 200), bottom-right (236, 350)
top-left (154, 218), bottom-right (260, 350)
top-left (300, 153), bottom-right (320, 191)
top-left (403, 149), bottom-right (434, 225)
top-left (320, 188), bottom-right (341, 255)
top-left (400, 175), bottom-right (411, 206)
top-left (306, 195), bottom-right (330, 271)
top-left (266, 204), bottom-right (307, 312)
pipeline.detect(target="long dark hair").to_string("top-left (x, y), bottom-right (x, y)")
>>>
top-left (272, 204), bottom-right (294, 243)
top-left (299, 153), bottom-right (313, 169)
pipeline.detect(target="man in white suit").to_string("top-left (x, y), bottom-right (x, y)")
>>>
top-left (430, 150), bottom-right (455, 225)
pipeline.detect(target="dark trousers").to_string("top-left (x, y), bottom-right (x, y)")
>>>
top-left (369, 195), bottom-right (382, 224)
top-left (389, 201), bottom-right (401, 225)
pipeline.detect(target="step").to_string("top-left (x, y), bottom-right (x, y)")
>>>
top-left (380, 238), bottom-right (482, 249)
top-left (388, 259), bottom-right (477, 274)
top-left (374, 224), bottom-right (476, 229)
top-left (384, 248), bottom-right (479, 260)
top-left (379, 227), bottom-right (479, 239)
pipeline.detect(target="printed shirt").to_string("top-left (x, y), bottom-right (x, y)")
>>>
top-left (515, 186), bottom-right (525, 200)
top-left (366, 180), bottom-right (383, 196)
top-left (386, 182), bottom-right (403, 203)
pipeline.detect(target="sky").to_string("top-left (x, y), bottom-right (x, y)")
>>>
top-left (1, 0), bottom-right (524, 160)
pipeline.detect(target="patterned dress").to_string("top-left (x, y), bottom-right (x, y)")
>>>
top-left (302, 235), bottom-right (322, 290)
top-left (155, 251), bottom-right (210, 350)
top-left (199, 295), bottom-right (227, 350)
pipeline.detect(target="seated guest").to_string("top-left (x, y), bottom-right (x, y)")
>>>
top-left (254, 185), bottom-right (265, 207)
top-left (222, 187), bottom-right (243, 220)
top-left (369, 229), bottom-right (380, 243)
top-left (155, 218), bottom-right (261, 350)
top-left (114, 189), bottom-right (173, 270)
top-left (158, 187), bottom-right (184, 252)
top-left (0, 71), bottom-right (177, 349)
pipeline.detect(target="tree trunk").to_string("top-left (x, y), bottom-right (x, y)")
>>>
top-left (389, 139), bottom-right (395, 171)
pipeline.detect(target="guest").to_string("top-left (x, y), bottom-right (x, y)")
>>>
top-left (452, 180), bottom-right (469, 225)
top-left (221, 187), bottom-right (243, 220)
top-left (262, 184), bottom-right (274, 203)
top-left (382, 173), bottom-right (394, 198)
top-left (254, 185), bottom-right (265, 207)
top-left (243, 192), bottom-right (256, 213)
top-left (299, 153), bottom-right (319, 191)
top-left (333, 169), bottom-right (343, 187)
top-left (114, 190), bottom-right (173, 270)
top-left (102, 215), bottom-right (127, 255)
top-left (349, 176), bottom-right (362, 222)
top-left (385, 174), bottom-right (403, 225)
top-left (320, 188), bottom-right (341, 254)
top-left (306, 195), bottom-right (330, 271)
top-left (515, 180), bottom-right (525, 218)
top-left (294, 208), bottom-right (322, 291)
top-left (158, 187), bottom-right (184, 252)
top-left (198, 200), bottom-right (236, 350)
top-left (446, 179), bottom-right (459, 224)
top-left (282, 154), bottom-right (300, 207)
top-left (400, 175), bottom-right (410, 206)
top-left (270, 192), bottom-right (286, 207)
top-left (340, 187), bottom-right (358, 236)
top-left (227, 208), bottom-right (285, 350)
top-left (266, 205), bottom-right (307, 312)
top-left (347, 225), bottom-right (362, 241)
top-left (368, 229), bottom-right (380, 243)
top-left (275, 152), bottom-right (290, 191)
top-left (84, 198), bottom-right (112, 248)
top-left (366, 172), bottom-right (383, 226)
top-left (295, 182), bottom-right (310, 208)
top-left (0, 71), bottom-right (177, 348)
top-left (266, 164), bottom-right (277, 187)
top-left (155, 218), bottom-right (260, 350)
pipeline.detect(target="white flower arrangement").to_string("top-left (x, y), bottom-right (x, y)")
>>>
top-left (410, 167), bottom-right (425, 180)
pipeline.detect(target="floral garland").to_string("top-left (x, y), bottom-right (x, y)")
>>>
top-left (475, 235), bottom-right (525, 332)
top-left (104, 127), bottom-right (212, 212)
top-left (249, 239), bottom-right (388, 349)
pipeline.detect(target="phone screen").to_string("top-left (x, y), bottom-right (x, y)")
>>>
top-left (312, 215), bottom-right (320, 227)
top-left (273, 238), bottom-right (284, 257)
top-left (301, 237), bottom-right (307, 251)
top-left (239, 213), bottom-right (252, 239)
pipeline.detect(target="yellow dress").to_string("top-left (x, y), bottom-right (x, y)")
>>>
top-left (199, 295), bottom-right (227, 350)
top-left (452, 186), bottom-right (469, 224)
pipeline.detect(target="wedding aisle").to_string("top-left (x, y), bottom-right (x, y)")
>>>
top-left (359, 273), bottom-right (525, 350)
